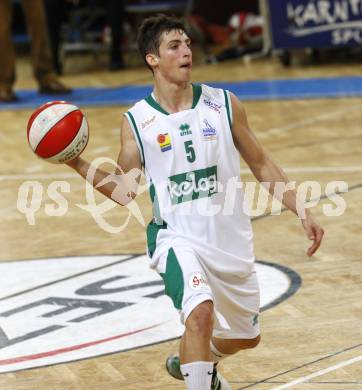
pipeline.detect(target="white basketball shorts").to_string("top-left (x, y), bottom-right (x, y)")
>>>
top-left (155, 245), bottom-right (260, 340)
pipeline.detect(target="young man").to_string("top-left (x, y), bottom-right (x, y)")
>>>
top-left (67, 15), bottom-right (324, 390)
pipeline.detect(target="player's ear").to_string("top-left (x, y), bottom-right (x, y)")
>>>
top-left (146, 53), bottom-right (159, 68)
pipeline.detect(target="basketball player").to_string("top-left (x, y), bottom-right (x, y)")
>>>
top-left (66, 15), bottom-right (324, 390)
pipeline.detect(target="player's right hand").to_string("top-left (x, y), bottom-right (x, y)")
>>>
top-left (301, 216), bottom-right (324, 256)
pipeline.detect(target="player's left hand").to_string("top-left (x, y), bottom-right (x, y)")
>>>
top-left (301, 216), bottom-right (324, 256)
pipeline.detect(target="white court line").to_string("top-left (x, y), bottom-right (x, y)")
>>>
top-left (257, 102), bottom-right (362, 139)
top-left (270, 354), bottom-right (362, 390)
top-left (89, 146), bottom-right (111, 155)
top-left (240, 166), bottom-right (362, 174)
top-left (281, 167), bottom-right (362, 173)
top-left (24, 165), bottom-right (43, 173)
top-left (0, 173), bottom-right (78, 181)
top-left (1, 103), bottom-right (360, 181)
top-left (1, 166), bottom-right (362, 182)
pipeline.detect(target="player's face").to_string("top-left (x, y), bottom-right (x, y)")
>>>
top-left (156, 29), bottom-right (192, 82)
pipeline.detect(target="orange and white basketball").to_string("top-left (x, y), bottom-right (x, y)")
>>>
top-left (27, 101), bottom-right (89, 164)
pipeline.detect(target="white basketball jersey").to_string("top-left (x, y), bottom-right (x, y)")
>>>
top-left (125, 84), bottom-right (255, 275)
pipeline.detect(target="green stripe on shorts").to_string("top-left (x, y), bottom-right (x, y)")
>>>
top-left (160, 248), bottom-right (184, 310)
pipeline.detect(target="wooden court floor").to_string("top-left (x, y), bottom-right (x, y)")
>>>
top-left (0, 54), bottom-right (361, 389)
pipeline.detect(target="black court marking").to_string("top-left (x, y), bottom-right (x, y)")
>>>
top-left (257, 261), bottom-right (302, 312)
top-left (0, 258), bottom-right (302, 309)
top-left (0, 254), bottom-right (141, 302)
top-left (1, 182), bottom-right (360, 374)
top-left (0, 258), bottom-right (301, 309)
top-left (0, 257), bottom-right (301, 374)
top-left (237, 343), bottom-right (362, 389)
top-left (238, 183), bottom-right (362, 389)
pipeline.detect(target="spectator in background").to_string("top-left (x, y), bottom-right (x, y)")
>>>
top-left (44, 0), bottom-right (125, 74)
top-left (189, 11), bottom-right (264, 64)
top-left (212, 12), bottom-right (264, 63)
top-left (44, 0), bottom-right (73, 75)
top-left (0, 0), bottom-right (71, 103)
top-left (106, 0), bottom-right (125, 70)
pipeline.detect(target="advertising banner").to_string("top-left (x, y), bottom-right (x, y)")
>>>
top-left (268, 0), bottom-right (362, 48)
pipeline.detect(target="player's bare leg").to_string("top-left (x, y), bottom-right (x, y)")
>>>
top-left (180, 300), bottom-right (214, 363)
top-left (166, 301), bottom-right (231, 389)
top-left (166, 307), bottom-right (259, 389)
top-left (177, 301), bottom-right (214, 389)
top-left (208, 335), bottom-right (260, 369)
top-left (211, 335), bottom-right (261, 356)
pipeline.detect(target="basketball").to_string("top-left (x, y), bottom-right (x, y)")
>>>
top-left (27, 101), bottom-right (89, 164)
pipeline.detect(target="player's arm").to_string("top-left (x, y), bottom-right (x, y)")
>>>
top-left (66, 115), bottom-right (142, 205)
top-left (229, 92), bottom-right (324, 256)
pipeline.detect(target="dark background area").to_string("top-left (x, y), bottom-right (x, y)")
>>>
top-left (193, 0), bottom-right (259, 25)
top-left (11, 0), bottom-right (260, 35)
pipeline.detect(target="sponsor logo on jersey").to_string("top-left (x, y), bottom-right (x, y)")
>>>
top-left (141, 115), bottom-right (156, 130)
top-left (157, 133), bottom-right (172, 152)
top-left (188, 273), bottom-right (209, 291)
top-left (201, 119), bottom-right (217, 140)
top-left (0, 254), bottom-right (300, 373)
top-left (167, 166), bottom-right (218, 205)
top-left (203, 98), bottom-right (222, 113)
top-left (179, 123), bottom-right (192, 136)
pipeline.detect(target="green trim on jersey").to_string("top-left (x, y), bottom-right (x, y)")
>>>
top-left (149, 182), bottom-right (163, 224)
top-left (146, 219), bottom-right (167, 258)
top-left (147, 182), bottom-right (167, 258)
top-left (191, 84), bottom-right (202, 108)
top-left (160, 248), bottom-right (184, 310)
top-left (224, 90), bottom-right (233, 132)
top-left (145, 95), bottom-right (169, 115)
top-left (125, 111), bottom-right (145, 165)
top-left (145, 84), bottom-right (202, 115)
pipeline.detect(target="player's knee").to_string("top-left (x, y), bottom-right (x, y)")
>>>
top-left (242, 334), bottom-right (261, 349)
top-left (228, 334), bottom-right (261, 353)
top-left (249, 334), bottom-right (261, 348)
top-left (185, 301), bottom-right (214, 337)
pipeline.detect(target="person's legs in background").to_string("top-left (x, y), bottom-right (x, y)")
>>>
top-left (0, 0), bottom-right (17, 102)
top-left (106, 0), bottom-right (125, 70)
top-left (21, 0), bottom-right (71, 94)
top-left (43, 0), bottom-right (68, 75)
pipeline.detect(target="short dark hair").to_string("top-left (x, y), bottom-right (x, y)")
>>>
top-left (137, 14), bottom-right (188, 70)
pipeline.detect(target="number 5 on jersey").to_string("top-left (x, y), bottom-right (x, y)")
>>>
top-left (184, 140), bottom-right (196, 163)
